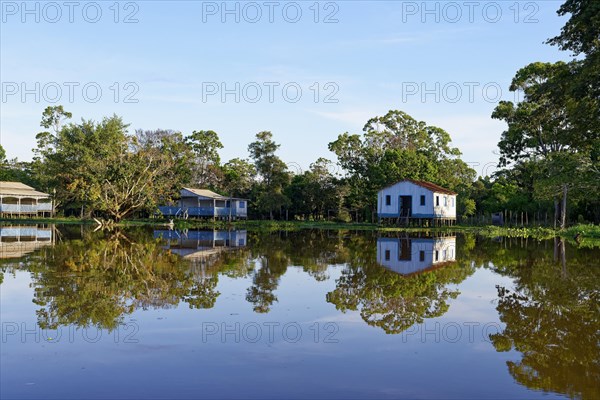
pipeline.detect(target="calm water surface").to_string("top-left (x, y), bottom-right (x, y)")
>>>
top-left (1, 225), bottom-right (598, 399)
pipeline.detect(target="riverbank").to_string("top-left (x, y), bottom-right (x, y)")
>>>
top-left (1, 217), bottom-right (599, 240)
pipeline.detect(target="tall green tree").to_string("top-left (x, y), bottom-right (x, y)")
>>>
top-left (221, 158), bottom-right (256, 198)
top-left (31, 108), bottom-right (183, 220)
top-left (329, 110), bottom-right (475, 221)
top-left (135, 129), bottom-right (194, 203)
top-left (186, 130), bottom-right (223, 188)
top-left (0, 144), bottom-right (6, 165)
top-left (248, 131), bottom-right (290, 219)
top-left (286, 158), bottom-right (347, 220)
top-left (492, 62), bottom-right (590, 228)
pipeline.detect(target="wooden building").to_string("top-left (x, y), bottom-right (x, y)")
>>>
top-left (0, 182), bottom-right (54, 217)
top-left (377, 180), bottom-right (457, 225)
top-left (159, 188), bottom-right (248, 220)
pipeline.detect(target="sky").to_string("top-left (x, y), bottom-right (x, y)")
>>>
top-left (0, 0), bottom-right (572, 177)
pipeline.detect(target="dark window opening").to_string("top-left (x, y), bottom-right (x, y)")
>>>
top-left (419, 251), bottom-right (425, 262)
top-left (436, 196), bottom-right (440, 206)
top-left (384, 249), bottom-right (391, 261)
top-left (420, 195), bottom-right (425, 206)
top-left (385, 195), bottom-right (391, 206)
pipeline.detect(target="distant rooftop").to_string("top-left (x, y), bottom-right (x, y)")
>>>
top-left (182, 188), bottom-right (230, 199)
top-left (182, 188), bottom-right (247, 200)
top-left (0, 182), bottom-right (50, 197)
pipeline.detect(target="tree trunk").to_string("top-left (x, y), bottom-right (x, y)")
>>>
top-left (554, 198), bottom-right (559, 229)
top-left (560, 184), bottom-right (568, 229)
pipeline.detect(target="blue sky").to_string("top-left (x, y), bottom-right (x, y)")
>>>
top-left (1, 0), bottom-right (571, 176)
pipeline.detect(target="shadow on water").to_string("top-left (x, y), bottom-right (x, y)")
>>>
top-left (1, 224), bottom-right (598, 399)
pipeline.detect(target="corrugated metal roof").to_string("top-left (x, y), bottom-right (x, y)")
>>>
top-left (0, 182), bottom-right (50, 197)
top-left (182, 188), bottom-right (229, 199)
top-left (181, 188), bottom-right (248, 201)
top-left (380, 179), bottom-right (457, 195)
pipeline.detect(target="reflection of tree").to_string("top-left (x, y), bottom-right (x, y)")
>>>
top-left (327, 235), bottom-right (475, 334)
top-left (25, 228), bottom-right (223, 330)
top-left (244, 231), bottom-right (349, 312)
top-left (489, 238), bottom-right (600, 400)
top-left (245, 232), bottom-right (290, 313)
top-left (183, 251), bottom-right (253, 309)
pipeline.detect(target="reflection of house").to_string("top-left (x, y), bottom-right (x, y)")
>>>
top-left (159, 188), bottom-right (247, 219)
top-left (154, 229), bottom-right (247, 260)
top-left (0, 225), bottom-right (54, 259)
top-left (377, 236), bottom-right (456, 276)
top-left (377, 180), bottom-right (456, 225)
top-left (0, 182), bottom-right (54, 217)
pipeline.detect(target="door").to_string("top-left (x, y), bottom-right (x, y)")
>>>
top-left (399, 196), bottom-right (412, 217)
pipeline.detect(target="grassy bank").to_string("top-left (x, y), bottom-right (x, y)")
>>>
top-left (2, 216), bottom-right (599, 240)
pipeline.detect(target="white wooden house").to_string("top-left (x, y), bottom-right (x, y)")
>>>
top-left (377, 180), bottom-right (457, 225)
top-left (159, 188), bottom-right (248, 219)
top-left (377, 236), bottom-right (456, 276)
top-left (0, 182), bottom-right (54, 217)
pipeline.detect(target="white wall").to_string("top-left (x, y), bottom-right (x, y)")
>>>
top-left (432, 193), bottom-right (457, 218)
top-left (377, 181), bottom-right (433, 217)
top-left (377, 181), bottom-right (456, 219)
top-left (235, 200), bottom-right (248, 217)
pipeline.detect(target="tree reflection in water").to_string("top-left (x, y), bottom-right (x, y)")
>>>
top-left (326, 234), bottom-right (475, 334)
top-left (2, 226), bottom-right (599, 400)
top-left (15, 227), bottom-right (250, 330)
top-left (487, 237), bottom-right (600, 400)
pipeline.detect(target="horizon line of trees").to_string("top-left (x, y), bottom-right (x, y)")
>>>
top-left (1, 0), bottom-right (598, 226)
top-left (1, 101), bottom-right (597, 225)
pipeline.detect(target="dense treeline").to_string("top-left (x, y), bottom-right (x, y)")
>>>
top-left (0, 0), bottom-right (597, 225)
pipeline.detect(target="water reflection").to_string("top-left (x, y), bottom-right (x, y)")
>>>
top-left (328, 234), bottom-right (471, 334)
top-left (1, 226), bottom-right (598, 399)
top-left (376, 236), bottom-right (456, 276)
top-left (154, 229), bottom-right (247, 260)
top-left (0, 224), bottom-right (54, 259)
top-left (487, 237), bottom-right (600, 399)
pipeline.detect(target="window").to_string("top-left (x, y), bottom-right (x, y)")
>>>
top-left (420, 195), bottom-right (425, 206)
top-left (385, 250), bottom-right (390, 261)
top-left (385, 195), bottom-right (391, 206)
top-left (419, 251), bottom-right (425, 262)
top-left (451, 198), bottom-right (455, 207)
top-left (444, 197), bottom-right (447, 207)
top-left (435, 250), bottom-right (439, 262)
top-left (239, 239), bottom-right (245, 246)
top-left (436, 196), bottom-right (440, 206)
top-left (239, 201), bottom-right (245, 208)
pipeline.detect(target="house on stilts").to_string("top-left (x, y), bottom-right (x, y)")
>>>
top-left (158, 188), bottom-right (248, 220)
top-left (377, 180), bottom-right (457, 226)
top-left (0, 182), bottom-right (54, 217)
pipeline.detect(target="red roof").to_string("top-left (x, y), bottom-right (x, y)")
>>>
top-left (382, 179), bottom-right (457, 195)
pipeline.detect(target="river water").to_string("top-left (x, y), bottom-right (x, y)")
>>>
top-left (1, 225), bottom-right (598, 399)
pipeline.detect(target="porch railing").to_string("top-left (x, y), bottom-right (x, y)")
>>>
top-left (0, 204), bottom-right (53, 213)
